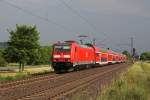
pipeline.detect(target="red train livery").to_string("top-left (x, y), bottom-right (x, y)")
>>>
top-left (51, 40), bottom-right (127, 73)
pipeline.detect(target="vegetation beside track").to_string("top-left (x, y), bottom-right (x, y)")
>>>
top-left (97, 62), bottom-right (150, 100)
top-left (0, 65), bottom-right (53, 81)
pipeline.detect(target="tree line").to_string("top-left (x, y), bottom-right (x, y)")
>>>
top-left (140, 52), bottom-right (150, 61)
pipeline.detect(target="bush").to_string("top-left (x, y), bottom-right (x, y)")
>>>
top-left (0, 57), bottom-right (7, 67)
top-left (0, 49), bottom-right (7, 67)
top-left (122, 50), bottom-right (132, 61)
top-left (140, 52), bottom-right (150, 61)
top-left (34, 46), bottom-right (52, 65)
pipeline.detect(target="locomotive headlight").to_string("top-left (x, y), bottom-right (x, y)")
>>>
top-left (53, 55), bottom-right (61, 58)
top-left (64, 55), bottom-right (71, 58)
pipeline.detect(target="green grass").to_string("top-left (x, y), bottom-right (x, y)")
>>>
top-left (97, 62), bottom-right (150, 100)
top-left (0, 72), bottom-right (28, 81)
top-left (0, 65), bottom-right (53, 82)
top-left (0, 71), bottom-right (53, 82)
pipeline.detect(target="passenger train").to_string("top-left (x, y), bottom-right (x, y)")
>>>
top-left (51, 40), bottom-right (127, 73)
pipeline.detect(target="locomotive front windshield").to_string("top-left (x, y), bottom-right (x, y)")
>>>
top-left (54, 45), bottom-right (71, 52)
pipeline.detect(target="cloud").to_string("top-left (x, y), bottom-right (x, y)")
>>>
top-left (73, 0), bottom-right (150, 17)
top-left (0, 0), bottom-right (150, 52)
top-left (6, 0), bottom-right (150, 17)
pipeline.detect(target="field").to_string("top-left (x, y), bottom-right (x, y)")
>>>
top-left (0, 65), bottom-right (53, 81)
top-left (97, 62), bottom-right (150, 100)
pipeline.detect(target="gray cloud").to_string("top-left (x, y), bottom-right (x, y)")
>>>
top-left (73, 0), bottom-right (150, 17)
top-left (0, 0), bottom-right (150, 53)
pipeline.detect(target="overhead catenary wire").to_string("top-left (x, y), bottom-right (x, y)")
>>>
top-left (0, 0), bottom-right (78, 33)
top-left (58, 0), bottom-right (109, 45)
top-left (1, 0), bottom-right (108, 45)
top-left (59, 0), bottom-right (98, 33)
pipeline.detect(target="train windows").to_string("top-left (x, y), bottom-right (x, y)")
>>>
top-left (55, 46), bottom-right (62, 49)
top-left (101, 58), bottom-right (107, 62)
top-left (54, 45), bottom-right (71, 52)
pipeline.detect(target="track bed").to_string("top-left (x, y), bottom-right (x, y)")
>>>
top-left (0, 63), bottom-right (130, 100)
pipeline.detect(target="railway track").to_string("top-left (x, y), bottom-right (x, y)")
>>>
top-left (0, 63), bottom-right (130, 100)
top-left (19, 64), bottom-right (128, 100)
top-left (0, 73), bottom-right (58, 88)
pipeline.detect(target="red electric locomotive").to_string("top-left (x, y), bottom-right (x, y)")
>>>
top-left (52, 40), bottom-right (99, 73)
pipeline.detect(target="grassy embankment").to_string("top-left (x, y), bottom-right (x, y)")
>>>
top-left (0, 65), bottom-right (53, 81)
top-left (97, 62), bottom-right (150, 100)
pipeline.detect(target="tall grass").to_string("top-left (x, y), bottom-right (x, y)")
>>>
top-left (0, 72), bottom-right (28, 81)
top-left (0, 66), bottom-right (52, 82)
top-left (98, 62), bottom-right (150, 100)
top-left (0, 71), bottom-right (52, 82)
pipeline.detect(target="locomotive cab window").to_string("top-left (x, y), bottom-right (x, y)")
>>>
top-left (54, 45), bottom-right (71, 52)
top-left (96, 53), bottom-right (99, 57)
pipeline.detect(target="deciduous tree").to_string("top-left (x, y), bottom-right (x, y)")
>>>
top-left (4, 24), bottom-right (40, 71)
top-left (122, 50), bottom-right (132, 60)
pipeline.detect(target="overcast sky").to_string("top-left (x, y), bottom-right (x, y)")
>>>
top-left (0, 0), bottom-right (150, 53)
